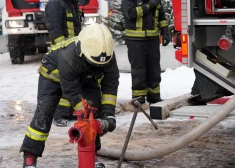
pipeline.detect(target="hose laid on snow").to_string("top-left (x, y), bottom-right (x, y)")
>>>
top-left (98, 96), bottom-right (235, 161)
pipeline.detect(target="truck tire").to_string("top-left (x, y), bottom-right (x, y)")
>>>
top-left (8, 36), bottom-right (25, 64)
top-left (9, 47), bottom-right (25, 64)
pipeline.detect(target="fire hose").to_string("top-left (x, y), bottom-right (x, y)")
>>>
top-left (97, 96), bottom-right (235, 163)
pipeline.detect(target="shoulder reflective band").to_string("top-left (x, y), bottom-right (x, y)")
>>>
top-left (49, 36), bottom-right (77, 52)
top-left (39, 65), bottom-right (60, 82)
top-left (147, 86), bottom-right (160, 94)
top-left (102, 94), bottom-right (117, 106)
top-left (66, 10), bottom-right (75, 38)
top-left (159, 20), bottom-right (168, 29)
top-left (59, 98), bottom-right (71, 107)
top-left (132, 89), bottom-right (147, 97)
top-left (54, 36), bottom-right (65, 44)
top-left (26, 126), bottom-right (49, 141)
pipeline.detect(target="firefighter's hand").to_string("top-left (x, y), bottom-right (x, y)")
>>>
top-left (106, 116), bottom-right (116, 132)
top-left (98, 116), bottom-right (116, 134)
top-left (162, 33), bottom-right (170, 46)
top-left (147, 0), bottom-right (160, 9)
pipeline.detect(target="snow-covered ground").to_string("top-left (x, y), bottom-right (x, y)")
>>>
top-left (2, 51), bottom-right (235, 167)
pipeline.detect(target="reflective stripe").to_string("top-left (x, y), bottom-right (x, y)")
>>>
top-left (132, 89), bottom-right (147, 96)
top-left (147, 86), bottom-right (160, 94)
top-left (26, 126), bottom-right (49, 141)
top-left (102, 94), bottom-right (117, 106)
top-left (136, 6), bottom-right (143, 17)
top-left (48, 37), bottom-right (77, 53)
top-left (125, 29), bottom-right (158, 37)
top-left (74, 99), bottom-right (88, 111)
top-left (159, 20), bottom-right (168, 28)
top-left (125, 3), bottom-right (164, 38)
top-left (54, 36), bottom-right (65, 44)
top-left (38, 65), bottom-right (60, 82)
top-left (66, 11), bottom-right (74, 38)
top-left (59, 98), bottom-right (71, 107)
top-left (97, 75), bottom-right (104, 85)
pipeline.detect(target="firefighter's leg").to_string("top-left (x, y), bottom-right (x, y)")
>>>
top-left (126, 39), bottom-right (147, 104)
top-left (20, 75), bottom-right (62, 156)
top-left (146, 38), bottom-right (162, 103)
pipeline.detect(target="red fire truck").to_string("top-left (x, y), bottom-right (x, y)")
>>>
top-left (0, 0), bottom-right (108, 64)
top-left (172, 0), bottom-right (235, 103)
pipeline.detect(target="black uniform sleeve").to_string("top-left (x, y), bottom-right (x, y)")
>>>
top-left (45, 2), bottom-right (65, 44)
top-left (158, 3), bottom-right (169, 32)
top-left (100, 53), bottom-right (120, 117)
top-left (58, 55), bottom-right (83, 110)
top-left (121, 0), bottom-right (149, 20)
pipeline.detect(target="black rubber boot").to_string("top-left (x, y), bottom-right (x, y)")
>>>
top-left (95, 162), bottom-right (106, 168)
top-left (53, 118), bottom-right (68, 127)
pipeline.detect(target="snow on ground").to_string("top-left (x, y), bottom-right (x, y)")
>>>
top-left (1, 52), bottom-right (235, 168)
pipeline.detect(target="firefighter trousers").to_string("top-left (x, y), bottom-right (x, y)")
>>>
top-left (20, 75), bottom-right (102, 156)
top-left (126, 38), bottom-right (161, 103)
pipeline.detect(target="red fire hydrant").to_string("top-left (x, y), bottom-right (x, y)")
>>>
top-left (68, 99), bottom-right (103, 168)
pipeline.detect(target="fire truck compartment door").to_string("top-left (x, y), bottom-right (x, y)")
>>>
top-left (0, 35), bottom-right (9, 54)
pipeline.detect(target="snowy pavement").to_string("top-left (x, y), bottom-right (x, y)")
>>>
top-left (1, 52), bottom-right (235, 167)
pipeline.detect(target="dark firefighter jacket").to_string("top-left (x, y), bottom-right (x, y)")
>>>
top-left (38, 37), bottom-right (120, 117)
top-left (45, 0), bottom-right (82, 45)
top-left (121, 0), bottom-right (168, 39)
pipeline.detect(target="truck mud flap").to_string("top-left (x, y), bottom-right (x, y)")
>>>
top-left (0, 35), bottom-right (9, 54)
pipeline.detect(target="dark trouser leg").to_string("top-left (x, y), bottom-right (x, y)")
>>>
top-left (146, 38), bottom-right (162, 103)
top-left (20, 75), bottom-right (62, 156)
top-left (126, 39), bottom-right (147, 104)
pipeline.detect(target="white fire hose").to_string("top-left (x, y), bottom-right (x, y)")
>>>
top-left (98, 96), bottom-right (235, 161)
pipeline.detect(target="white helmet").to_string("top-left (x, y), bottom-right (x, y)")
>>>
top-left (75, 23), bottom-right (114, 66)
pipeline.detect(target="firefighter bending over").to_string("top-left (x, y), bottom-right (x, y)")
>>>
top-left (122, 0), bottom-right (170, 104)
top-left (20, 23), bottom-right (119, 168)
top-left (45, 0), bottom-right (84, 126)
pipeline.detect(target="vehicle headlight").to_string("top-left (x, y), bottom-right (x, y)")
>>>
top-left (6, 20), bottom-right (26, 28)
top-left (83, 16), bottom-right (101, 25)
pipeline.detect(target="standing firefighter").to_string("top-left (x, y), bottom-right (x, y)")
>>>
top-left (121, 0), bottom-right (170, 104)
top-left (45, 0), bottom-right (84, 126)
top-left (20, 23), bottom-right (119, 168)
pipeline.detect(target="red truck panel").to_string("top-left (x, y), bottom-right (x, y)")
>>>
top-left (80, 0), bottom-right (98, 13)
top-left (172, 0), bottom-right (181, 31)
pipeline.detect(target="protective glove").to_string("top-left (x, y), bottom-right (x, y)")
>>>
top-left (162, 33), bottom-right (170, 46)
top-left (106, 116), bottom-right (116, 132)
top-left (147, 0), bottom-right (160, 9)
top-left (97, 116), bottom-right (116, 135)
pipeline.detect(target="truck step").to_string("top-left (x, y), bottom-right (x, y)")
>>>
top-left (170, 105), bottom-right (235, 122)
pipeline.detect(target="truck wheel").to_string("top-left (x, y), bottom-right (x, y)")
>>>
top-left (8, 35), bottom-right (25, 64)
top-left (9, 47), bottom-right (25, 64)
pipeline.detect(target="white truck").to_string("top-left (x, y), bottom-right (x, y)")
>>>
top-left (0, 0), bottom-right (108, 64)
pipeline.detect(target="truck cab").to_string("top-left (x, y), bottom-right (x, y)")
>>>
top-left (172, 0), bottom-right (235, 103)
top-left (1, 0), bottom-right (108, 64)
